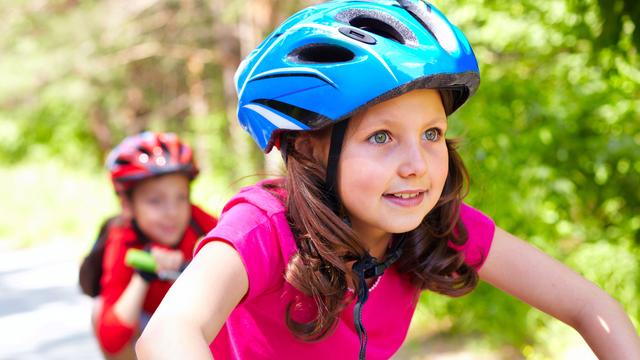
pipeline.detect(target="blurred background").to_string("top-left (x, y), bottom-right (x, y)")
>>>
top-left (0, 0), bottom-right (638, 359)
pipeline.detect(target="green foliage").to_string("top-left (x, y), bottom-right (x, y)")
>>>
top-left (0, 0), bottom-right (264, 172)
top-left (1, 0), bottom-right (639, 357)
top-left (0, 100), bottom-right (100, 166)
top-left (590, 0), bottom-right (640, 50)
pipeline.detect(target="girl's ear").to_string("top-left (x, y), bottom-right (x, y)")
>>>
top-left (294, 130), bottom-right (330, 165)
top-left (293, 134), bottom-right (314, 157)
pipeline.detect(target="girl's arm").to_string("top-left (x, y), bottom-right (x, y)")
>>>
top-left (95, 274), bottom-right (149, 354)
top-left (112, 273), bottom-right (149, 324)
top-left (113, 247), bottom-right (183, 323)
top-left (135, 241), bottom-right (248, 359)
top-left (479, 227), bottom-right (640, 359)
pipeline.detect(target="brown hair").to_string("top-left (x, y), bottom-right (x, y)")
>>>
top-left (263, 89), bottom-right (478, 340)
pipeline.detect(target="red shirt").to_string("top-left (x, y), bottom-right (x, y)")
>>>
top-left (96, 204), bottom-right (217, 354)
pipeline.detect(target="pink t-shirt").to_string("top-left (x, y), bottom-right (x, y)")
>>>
top-left (194, 180), bottom-right (495, 359)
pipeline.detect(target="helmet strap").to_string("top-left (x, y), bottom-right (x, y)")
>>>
top-left (131, 219), bottom-right (151, 246)
top-left (279, 132), bottom-right (291, 164)
top-left (324, 120), bottom-right (349, 215)
top-left (351, 235), bottom-right (406, 360)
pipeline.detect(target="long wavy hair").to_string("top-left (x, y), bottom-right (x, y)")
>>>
top-left (263, 90), bottom-right (478, 341)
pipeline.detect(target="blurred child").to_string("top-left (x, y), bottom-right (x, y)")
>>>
top-left (79, 131), bottom-right (217, 359)
top-left (137, 1), bottom-right (640, 359)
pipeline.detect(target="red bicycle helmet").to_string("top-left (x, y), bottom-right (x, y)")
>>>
top-left (106, 131), bottom-right (199, 194)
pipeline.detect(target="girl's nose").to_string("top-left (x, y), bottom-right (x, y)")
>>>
top-left (397, 141), bottom-right (428, 178)
top-left (164, 200), bottom-right (180, 217)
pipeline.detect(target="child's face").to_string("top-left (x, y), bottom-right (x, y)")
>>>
top-left (126, 173), bottom-right (192, 247)
top-left (338, 89), bottom-right (449, 241)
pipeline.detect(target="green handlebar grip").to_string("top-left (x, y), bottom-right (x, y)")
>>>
top-left (125, 249), bottom-right (157, 273)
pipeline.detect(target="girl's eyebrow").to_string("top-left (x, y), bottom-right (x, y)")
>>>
top-left (426, 117), bottom-right (448, 127)
top-left (359, 116), bottom-right (448, 132)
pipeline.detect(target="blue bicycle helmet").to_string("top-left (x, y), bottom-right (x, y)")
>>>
top-left (235, 0), bottom-right (480, 153)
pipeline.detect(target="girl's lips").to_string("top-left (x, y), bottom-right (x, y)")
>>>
top-left (382, 191), bottom-right (426, 207)
top-left (160, 225), bottom-right (180, 234)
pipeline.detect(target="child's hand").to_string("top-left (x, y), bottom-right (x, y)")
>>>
top-left (150, 247), bottom-right (184, 274)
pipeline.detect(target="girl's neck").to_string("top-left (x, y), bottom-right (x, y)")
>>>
top-left (350, 219), bottom-right (393, 260)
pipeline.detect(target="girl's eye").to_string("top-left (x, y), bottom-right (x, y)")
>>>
top-left (368, 131), bottom-right (390, 144)
top-left (423, 128), bottom-right (442, 142)
top-left (147, 197), bottom-right (163, 205)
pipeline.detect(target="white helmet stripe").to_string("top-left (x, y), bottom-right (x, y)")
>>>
top-left (244, 104), bottom-right (304, 130)
top-left (250, 67), bottom-right (337, 88)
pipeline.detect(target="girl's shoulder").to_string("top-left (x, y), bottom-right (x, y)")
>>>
top-left (221, 178), bottom-right (287, 217)
top-left (194, 179), bottom-right (295, 300)
top-left (103, 216), bottom-right (137, 247)
top-left (454, 202), bottom-right (496, 270)
top-left (194, 178), bottom-right (294, 256)
top-left (459, 202), bottom-right (495, 233)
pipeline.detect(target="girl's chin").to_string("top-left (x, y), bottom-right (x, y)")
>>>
top-left (151, 235), bottom-right (182, 247)
top-left (384, 218), bottom-right (425, 234)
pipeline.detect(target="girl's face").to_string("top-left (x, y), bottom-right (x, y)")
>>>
top-left (124, 173), bottom-right (192, 247)
top-left (338, 89), bottom-right (449, 242)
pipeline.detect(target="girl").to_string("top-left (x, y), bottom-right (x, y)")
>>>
top-left (85, 132), bottom-right (218, 358)
top-left (136, 1), bottom-right (640, 359)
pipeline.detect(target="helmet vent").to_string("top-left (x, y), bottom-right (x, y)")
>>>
top-left (397, 0), bottom-right (459, 53)
top-left (289, 44), bottom-right (355, 63)
top-left (349, 16), bottom-right (405, 44)
top-left (159, 141), bottom-right (171, 156)
top-left (115, 158), bottom-right (130, 166)
top-left (335, 9), bottom-right (417, 46)
top-left (136, 146), bottom-right (152, 156)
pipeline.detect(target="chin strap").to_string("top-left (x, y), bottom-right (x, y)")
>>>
top-left (351, 237), bottom-right (405, 360)
top-left (131, 219), bottom-right (150, 245)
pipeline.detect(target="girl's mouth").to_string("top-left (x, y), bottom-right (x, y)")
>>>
top-left (382, 191), bottom-right (426, 207)
top-left (160, 225), bottom-right (180, 234)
